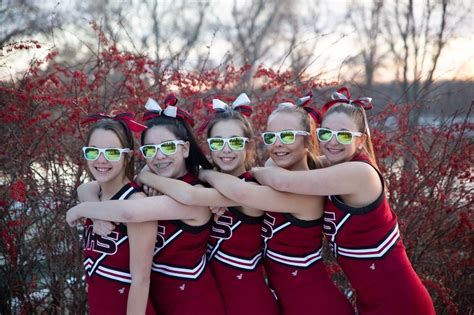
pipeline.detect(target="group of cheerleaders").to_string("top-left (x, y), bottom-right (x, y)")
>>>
top-left (66, 87), bottom-right (435, 315)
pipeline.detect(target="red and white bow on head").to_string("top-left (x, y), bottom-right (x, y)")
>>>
top-left (321, 87), bottom-right (373, 114)
top-left (279, 91), bottom-right (321, 124)
top-left (81, 112), bottom-right (147, 133)
top-left (212, 93), bottom-right (252, 116)
top-left (143, 94), bottom-right (195, 127)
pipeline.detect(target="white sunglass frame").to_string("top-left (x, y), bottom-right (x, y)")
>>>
top-left (207, 137), bottom-right (249, 152)
top-left (316, 127), bottom-right (363, 145)
top-left (82, 147), bottom-right (132, 161)
top-left (261, 130), bottom-right (310, 145)
top-left (139, 140), bottom-right (186, 159)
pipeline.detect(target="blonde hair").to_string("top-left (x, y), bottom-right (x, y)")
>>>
top-left (206, 109), bottom-right (256, 171)
top-left (269, 103), bottom-right (323, 170)
top-left (323, 103), bottom-right (378, 169)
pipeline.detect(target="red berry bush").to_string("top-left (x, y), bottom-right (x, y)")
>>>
top-left (0, 28), bottom-right (472, 314)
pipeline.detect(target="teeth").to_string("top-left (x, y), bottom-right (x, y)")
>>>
top-left (220, 157), bottom-right (234, 162)
top-left (155, 162), bottom-right (171, 169)
top-left (95, 167), bottom-right (111, 172)
top-left (274, 152), bottom-right (288, 157)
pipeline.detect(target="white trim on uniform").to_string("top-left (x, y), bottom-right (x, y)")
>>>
top-left (151, 255), bottom-right (207, 279)
top-left (214, 251), bottom-right (262, 270)
top-left (336, 223), bottom-right (400, 259)
top-left (265, 247), bottom-right (322, 268)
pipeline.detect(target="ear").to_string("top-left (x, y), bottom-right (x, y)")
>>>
top-left (246, 139), bottom-right (256, 153)
top-left (182, 141), bottom-right (190, 158)
top-left (358, 133), bottom-right (367, 149)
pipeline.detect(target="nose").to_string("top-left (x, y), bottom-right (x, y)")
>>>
top-left (97, 151), bottom-right (108, 162)
top-left (222, 142), bottom-right (232, 153)
top-left (274, 136), bottom-right (284, 147)
top-left (154, 148), bottom-right (167, 160)
top-left (327, 133), bottom-right (338, 145)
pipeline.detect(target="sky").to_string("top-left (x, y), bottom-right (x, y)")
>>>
top-left (1, 0), bottom-right (473, 83)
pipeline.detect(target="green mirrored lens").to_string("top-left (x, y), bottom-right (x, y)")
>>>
top-left (228, 138), bottom-right (245, 150)
top-left (105, 149), bottom-right (121, 161)
top-left (160, 142), bottom-right (177, 155)
top-left (85, 148), bottom-right (99, 160)
top-left (336, 132), bottom-right (353, 144)
top-left (318, 129), bottom-right (333, 141)
top-left (263, 133), bottom-right (276, 145)
top-left (142, 146), bottom-right (157, 158)
top-left (209, 139), bottom-right (225, 151)
top-left (280, 131), bottom-right (296, 144)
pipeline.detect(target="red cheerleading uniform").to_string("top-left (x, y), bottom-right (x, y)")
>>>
top-left (262, 211), bottom-right (354, 315)
top-left (207, 171), bottom-right (279, 315)
top-left (83, 182), bottom-right (155, 315)
top-left (323, 153), bottom-right (435, 314)
top-left (149, 173), bottom-right (225, 315)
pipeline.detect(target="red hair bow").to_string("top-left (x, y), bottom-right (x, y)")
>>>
top-left (211, 93), bottom-right (253, 117)
top-left (295, 91), bottom-right (322, 124)
top-left (143, 94), bottom-right (195, 127)
top-left (321, 87), bottom-right (373, 115)
top-left (81, 112), bottom-right (147, 132)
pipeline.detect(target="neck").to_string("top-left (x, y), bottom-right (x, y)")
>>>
top-left (289, 158), bottom-right (310, 171)
top-left (175, 167), bottom-right (188, 179)
top-left (99, 175), bottom-right (129, 201)
top-left (225, 165), bottom-right (247, 177)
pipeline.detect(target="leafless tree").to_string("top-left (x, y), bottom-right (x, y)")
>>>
top-left (0, 0), bottom-right (63, 47)
top-left (347, 0), bottom-right (385, 89)
top-left (383, 0), bottom-right (470, 122)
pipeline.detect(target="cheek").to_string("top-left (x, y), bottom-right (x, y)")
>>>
top-left (210, 151), bottom-right (220, 162)
top-left (86, 160), bottom-right (94, 171)
top-left (291, 139), bottom-right (306, 153)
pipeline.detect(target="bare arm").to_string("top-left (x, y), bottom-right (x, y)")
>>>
top-left (252, 162), bottom-right (383, 207)
top-left (77, 181), bottom-right (100, 202)
top-left (199, 170), bottom-right (323, 220)
top-left (66, 195), bottom-right (210, 226)
top-left (77, 181), bottom-right (115, 236)
top-left (126, 193), bottom-right (156, 315)
top-left (137, 170), bottom-right (238, 207)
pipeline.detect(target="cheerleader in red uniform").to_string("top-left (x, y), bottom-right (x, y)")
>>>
top-left (67, 95), bottom-right (225, 315)
top-left (78, 114), bottom-right (156, 315)
top-left (136, 94), bottom-right (280, 315)
top-left (252, 87), bottom-right (435, 315)
top-left (199, 94), bottom-right (354, 315)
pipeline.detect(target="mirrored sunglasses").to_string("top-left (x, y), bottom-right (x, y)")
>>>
top-left (139, 140), bottom-right (186, 159)
top-left (261, 130), bottom-right (310, 145)
top-left (316, 128), bottom-right (362, 145)
top-left (207, 137), bottom-right (249, 151)
top-left (82, 147), bottom-right (131, 162)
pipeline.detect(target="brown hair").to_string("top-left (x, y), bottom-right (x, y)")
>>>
top-left (323, 103), bottom-right (378, 168)
top-left (141, 115), bottom-right (212, 176)
top-left (269, 103), bottom-right (323, 170)
top-left (206, 109), bottom-right (255, 171)
top-left (85, 119), bottom-right (135, 181)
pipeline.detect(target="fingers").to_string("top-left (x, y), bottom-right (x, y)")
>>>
top-left (66, 210), bottom-right (80, 227)
top-left (143, 185), bottom-right (161, 196)
top-left (92, 219), bottom-right (115, 236)
top-left (210, 206), bottom-right (227, 218)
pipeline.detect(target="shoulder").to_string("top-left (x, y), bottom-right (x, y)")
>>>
top-left (128, 191), bottom-right (147, 200)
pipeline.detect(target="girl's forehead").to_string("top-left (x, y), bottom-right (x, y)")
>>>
top-left (89, 128), bottom-right (122, 147)
top-left (267, 112), bottom-right (303, 131)
top-left (210, 120), bottom-right (245, 137)
top-left (145, 125), bottom-right (178, 140)
top-left (322, 112), bottom-right (357, 130)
